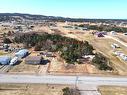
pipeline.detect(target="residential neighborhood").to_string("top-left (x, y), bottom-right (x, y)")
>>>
top-left (0, 0), bottom-right (127, 95)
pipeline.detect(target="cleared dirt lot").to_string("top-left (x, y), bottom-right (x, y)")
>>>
top-left (48, 54), bottom-right (97, 75)
top-left (9, 60), bottom-right (41, 74)
top-left (0, 84), bottom-right (71, 95)
top-left (99, 86), bottom-right (127, 95)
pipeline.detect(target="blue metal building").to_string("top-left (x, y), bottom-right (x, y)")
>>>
top-left (0, 56), bottom-right (11, 65)
top-left (15, 49), bottom-right (29, 58)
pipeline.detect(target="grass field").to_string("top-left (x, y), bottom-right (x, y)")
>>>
top-left (99, 86), bottom-right (127, 95)
top-left (0, 84), bottom-right (71, 95)
top-left (64, 28), bottom-right (127, 75)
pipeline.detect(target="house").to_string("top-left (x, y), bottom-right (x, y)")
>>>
top-left (96, 31), bottom-right (108, 37)
top-left (114, 51), bottom-right (123, 56)
top-left (111, 43), bottom-right (120, 49)
top-left (96, 32), bottom-right (104, 37)
top-left (119, 53), bottom-right (125, 58)
top-left (0, 56), bottom-right (11, 65)
top-left (82, 55), bottom-right (95, 61)
top-left (123, 56), bottom-right (127, 61)
top-left (82, 27), bottom-right (88, 30)
top-left (110, 31), bottom-right (117, 35)
top-left (114, 51), bottom-right (127, 61)
top-left (25, 56), bottom-right (42, 65)
top-left (3, 44), bottom-right (9, 51)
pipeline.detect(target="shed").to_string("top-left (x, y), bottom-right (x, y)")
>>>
top-left (111, 43), bottom-right (120, 49)
top-left (45, 52), bottom-right (55, 57)
top-left (110, 31), bottom-right (117, 35)
top-left (0, 56), bottom-right (11, 65)
top-left (15, 49), bottom-right (29, 58)
top-left (25, 56), bottom-right (42, 65)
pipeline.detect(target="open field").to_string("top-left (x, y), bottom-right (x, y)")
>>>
top-left (89, 37), bottom-right (127, 75)
top-left (99, 86), bottom-right (127, 95)
top-left (0, 83), bottom-right (70, 95)
top-left (115, 33), bottom-right (127, 43)
top-left (74, 34), bottom-right (127, 75)
top-left (56, 22), bottom-right (127, 75)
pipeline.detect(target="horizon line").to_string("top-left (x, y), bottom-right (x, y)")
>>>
top-left (0, 12), bottom-right (127, 20)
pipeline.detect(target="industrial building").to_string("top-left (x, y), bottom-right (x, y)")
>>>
top-left (0, 56), bottom-right (11, 65)
top-left (25, 56), bottom-right (42, 65)
top-left (15, 49), bottom-right (29, 58)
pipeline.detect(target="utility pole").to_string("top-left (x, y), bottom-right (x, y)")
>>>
top-left (75, 76), bottom-right (78, 89)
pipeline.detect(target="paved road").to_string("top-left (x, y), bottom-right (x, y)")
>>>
top-left (1, 74), bottom-right (127, 95)
top-left (0, 74), bottom-right (127, 86)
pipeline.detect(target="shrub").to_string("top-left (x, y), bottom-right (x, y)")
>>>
top-left (3, 38), bottom-right (12, 44)
top-left (92, 53), bottom-right (113, 71)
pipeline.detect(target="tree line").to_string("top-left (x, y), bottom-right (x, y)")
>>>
top-left (78, 24), bottom-right (127, 33)
top-left (13, 32), bottom-right (113, 71)
top-left (14, 32), bottom-right (94, 64)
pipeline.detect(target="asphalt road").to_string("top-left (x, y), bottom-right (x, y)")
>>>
top-left (0, 74), bottom-right (127, 86)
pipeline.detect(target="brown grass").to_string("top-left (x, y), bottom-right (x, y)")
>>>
top-left (0, 84), bottom-right (71, 95)
top-left (99, 86), bottom-right (127, 95)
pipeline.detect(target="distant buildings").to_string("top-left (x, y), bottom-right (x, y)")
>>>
top-left (95, 31), bottom-right (107, 37)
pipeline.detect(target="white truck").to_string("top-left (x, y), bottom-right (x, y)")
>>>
top-left (10, 57), bottom-right (19, 65)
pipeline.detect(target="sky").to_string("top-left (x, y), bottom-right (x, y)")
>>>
top-left (0, 0), bottom-right (127, 19)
